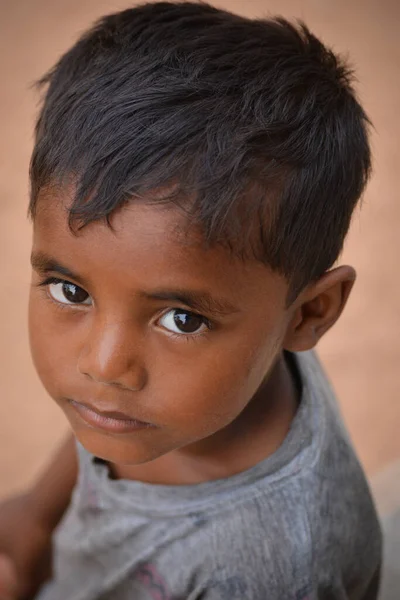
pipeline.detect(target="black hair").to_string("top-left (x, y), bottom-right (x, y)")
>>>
top-left (29, 1), bottom-right (371, 301)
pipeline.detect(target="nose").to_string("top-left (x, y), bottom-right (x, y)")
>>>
top-left (77, 315), bottom-right (147, 391)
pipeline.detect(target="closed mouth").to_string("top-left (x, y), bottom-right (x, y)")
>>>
top-left (68, 399), bottom-right (154, 433)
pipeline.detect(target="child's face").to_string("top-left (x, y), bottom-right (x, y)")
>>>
top-left (29, 187), bottom-right (293, 466)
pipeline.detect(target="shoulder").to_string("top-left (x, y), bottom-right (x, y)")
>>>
top-left (292, 351), bottom-right (382, 593)
top-left (194, 470), bottom-right (380, 599)
top-left (190, 485), bottom-right (313, 598)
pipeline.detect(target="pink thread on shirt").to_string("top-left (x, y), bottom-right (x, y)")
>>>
top-left (135, 563), bottom-right (171, 600)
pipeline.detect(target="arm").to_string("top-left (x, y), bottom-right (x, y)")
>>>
top-left (27, 433), bottom-right (78, 531)
top-left (0, 434), bottom-right (78, 599)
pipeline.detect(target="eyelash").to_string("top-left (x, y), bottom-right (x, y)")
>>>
top-left (37, 277), bottom-right (80, 310)
top-left (38, 276), bottom-right (72, 289)
top-left (36, 276), bottom-right (214, 340)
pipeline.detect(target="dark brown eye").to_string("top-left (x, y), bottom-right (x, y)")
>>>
top-left (173, 310), bottom-right (204, 333)
top-left (62, 283), bottom-right (89, 304)
top-left (48, 280), bottom-right (92, 305)
top-left (159, 309), bottom-right (207, 335)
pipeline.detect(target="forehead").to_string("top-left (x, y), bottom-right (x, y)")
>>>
top-left (32, 188), bottom-right (288, 310)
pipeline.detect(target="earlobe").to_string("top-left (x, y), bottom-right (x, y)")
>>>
top-left (283, 266), bottom-right (356, 353)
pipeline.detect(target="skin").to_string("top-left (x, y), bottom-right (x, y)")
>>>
top-left (0, 555), bottom-right (17, 599)
top-left (28, 187), bottom-right (355, 485)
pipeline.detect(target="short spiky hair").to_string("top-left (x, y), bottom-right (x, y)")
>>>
top-left (29, 1), bottom-right (371, 301)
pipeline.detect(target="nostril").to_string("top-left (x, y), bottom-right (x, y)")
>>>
top-left (77, 360), bottom-right (147, 392)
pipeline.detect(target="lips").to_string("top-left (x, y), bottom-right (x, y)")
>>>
top-left (67, 399), bottom-right (154, 434)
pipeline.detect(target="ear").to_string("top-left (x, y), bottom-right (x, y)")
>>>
top-left (283, 266), bottom-right (356, 352)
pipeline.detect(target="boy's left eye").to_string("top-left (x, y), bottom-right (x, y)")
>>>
top-left (158, 309), bottom-right (209, 335)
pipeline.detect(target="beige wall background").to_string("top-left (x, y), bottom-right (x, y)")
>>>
top-left (0, 0), bottom-right (399, 502)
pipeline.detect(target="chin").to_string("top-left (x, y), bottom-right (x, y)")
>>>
top-left (72, 424), bottom-right (168, 466)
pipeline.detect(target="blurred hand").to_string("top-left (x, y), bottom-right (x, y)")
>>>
top-left (0, 493), bottom-right (52, 600)
top-left (0, 554), bottom-right (18, 599)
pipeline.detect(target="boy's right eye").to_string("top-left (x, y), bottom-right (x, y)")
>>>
top-left (46, 278), bottom-right (92, 306)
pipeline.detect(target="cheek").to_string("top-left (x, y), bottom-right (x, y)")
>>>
top-left (28, 291), bottom-right (74, 397)
top-left (29, 292), bottom-right (53, 391)
top-left (153, 324), bottom-right (284, 437)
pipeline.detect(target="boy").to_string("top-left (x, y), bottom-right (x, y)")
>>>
top-left (0, 2), bottom-right (382, 599)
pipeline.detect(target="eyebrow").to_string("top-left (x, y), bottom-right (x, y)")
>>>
top-left (31, 251), bottom-right (86, 286)
top-left (139, 289), bottom-right (239, 317)
top-left (31, 251), bottom-right (239, 317)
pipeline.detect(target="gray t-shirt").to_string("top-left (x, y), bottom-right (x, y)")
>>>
top-left (37, 351), bottom-right (382, 600)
